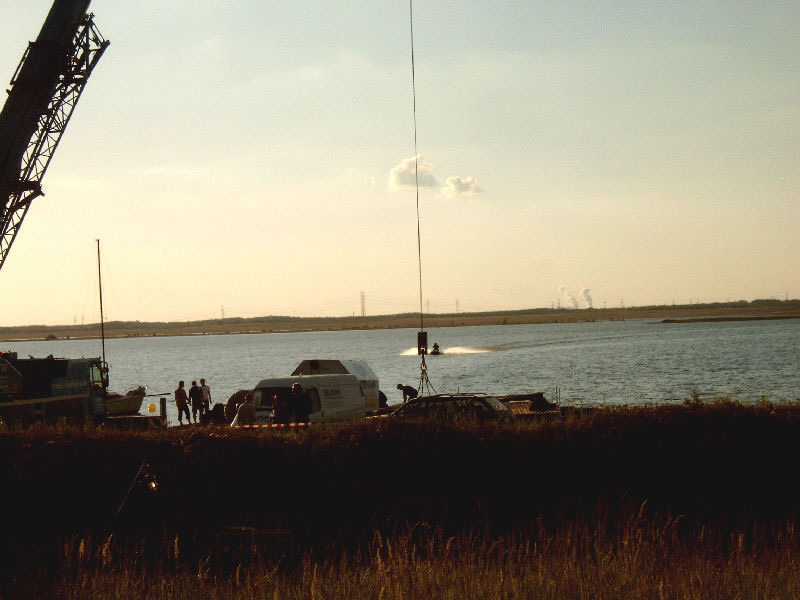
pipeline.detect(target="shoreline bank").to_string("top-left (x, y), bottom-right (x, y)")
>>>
top-left (3, 302), bottom-right (799, 342)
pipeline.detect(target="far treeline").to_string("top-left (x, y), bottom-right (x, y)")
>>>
top-left (1, 298), bottom-right (799, 341)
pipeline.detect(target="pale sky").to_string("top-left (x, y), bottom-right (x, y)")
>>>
top-left (1, 1), bottom-right (798, 326)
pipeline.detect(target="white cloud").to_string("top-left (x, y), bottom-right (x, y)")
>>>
top-left (441, 175), bottom-right (483, 198)
top-left (388, 157), bottom-right (483, 200)
top-left (388, 155), bottom-right (438, 191)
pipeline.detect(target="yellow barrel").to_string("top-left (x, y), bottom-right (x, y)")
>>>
top-left (148, 402), bottom-right (156, 413)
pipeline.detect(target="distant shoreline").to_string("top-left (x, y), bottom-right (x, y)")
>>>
top-left (660, 315), bottom-right (800, 324)
top-left (2, 300), bottom-right (798, 343)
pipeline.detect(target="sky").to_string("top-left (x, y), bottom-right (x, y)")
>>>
top-left (0, 1), bottom-right (798, 326)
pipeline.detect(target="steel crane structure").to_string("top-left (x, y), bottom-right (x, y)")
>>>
top-left (0, 0), bottom-right (108, 272)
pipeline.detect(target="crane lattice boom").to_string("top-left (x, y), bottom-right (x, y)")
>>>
top-left (0, 0), bottom-right (108, 272)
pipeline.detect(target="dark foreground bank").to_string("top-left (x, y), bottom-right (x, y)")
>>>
top-left (2, 400), bottom-right (800, 597)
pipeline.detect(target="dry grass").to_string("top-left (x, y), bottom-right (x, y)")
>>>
top-left (4, 401), bottom-right (800, 598)
top-left (52, 510), bottom-right (800, 599)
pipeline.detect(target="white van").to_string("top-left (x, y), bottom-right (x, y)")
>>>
top-left (251, 374), bottom-right (367, 424)
top-left (291, 360), bottom-right (380, 412)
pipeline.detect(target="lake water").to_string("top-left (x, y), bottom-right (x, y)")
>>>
top-left (2, 318), bottom-right (797, 423)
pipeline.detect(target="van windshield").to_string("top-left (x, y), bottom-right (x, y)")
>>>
top-left (254, 387), bottom-right (292, 409)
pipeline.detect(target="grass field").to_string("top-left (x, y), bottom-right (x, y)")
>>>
top-left (2, 399), bottom-right (800, 597)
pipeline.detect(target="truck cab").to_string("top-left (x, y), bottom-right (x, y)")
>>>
top-left (0, 352), bottom-right (108, 424)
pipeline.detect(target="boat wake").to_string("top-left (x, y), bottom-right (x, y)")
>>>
top-left (400, 346), bottom-right (490, 356)
top-left (442, 346), bottom-right (489, 354)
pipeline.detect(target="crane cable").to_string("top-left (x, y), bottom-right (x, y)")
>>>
top-left (409, 0), bottom-right (436, 395)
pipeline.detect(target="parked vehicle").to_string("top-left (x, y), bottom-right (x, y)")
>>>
top-left (291, 359), bottom-right (380, 412)
top-left (225, 360), bottom-right (383, 426)
top-left (497, 392), bottom-right (559, 419)
top-left (389, 394), bottom-right (513, 423)
top-left (0, 351), bottom-right (107, 425)
top-left (250, 374), bottom-right (369, 424)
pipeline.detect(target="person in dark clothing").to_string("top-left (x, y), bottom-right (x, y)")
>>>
top-left (378, 390), bottom-right (388, 408)
top-left (397, 384), bottom-right (418, 402)
top-left (189, 380), bottom-right (204, 423)
top-left (290, 382), bottom-right (311, 423)
top-left (174, 380), bottom-right (190, 425)
top-left (272, 392), bottom-right (290, 425)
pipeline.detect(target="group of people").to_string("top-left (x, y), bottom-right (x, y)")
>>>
top-left (173, 378), bottom-right (211, 425)
top-left (273, 383), bottom-right (311, 424)
top-left (174, 378), bottom-right (418, 426)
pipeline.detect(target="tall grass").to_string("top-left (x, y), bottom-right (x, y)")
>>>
top-left (52, 506), bottom-right (800, 599)
top-left (4, 401), bottom-right (800, 598)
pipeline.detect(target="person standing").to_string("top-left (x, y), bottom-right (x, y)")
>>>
top-left (272, 392), bottom-right (290, 425)
top-left (200, 378), bottom-right (211, 415)
top-left (189, 380), bottom-right (203, 423)
top-left (231, 392), bottom-right (256, 426)
top-left (290, 382), bottom-right (310, 423)
top-left (174, 381), bottom-right (190, 425)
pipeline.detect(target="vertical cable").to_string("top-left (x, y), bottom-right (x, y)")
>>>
top-left (409, 0), bottom-right (424, 334)
top-left (410, 1), bottom-right (436, 395)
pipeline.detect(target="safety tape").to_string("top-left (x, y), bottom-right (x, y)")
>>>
top-left (235, 422), bottom-right (310, 428)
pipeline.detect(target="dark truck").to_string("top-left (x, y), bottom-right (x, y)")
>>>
top-left (0, 351), bottom-right (108, 425)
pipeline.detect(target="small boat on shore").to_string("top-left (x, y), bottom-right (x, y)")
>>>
top-left (105, 386), bottom-right (146, 416)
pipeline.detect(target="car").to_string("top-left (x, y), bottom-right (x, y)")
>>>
top-left (389, 394), bottom-right (513, 423)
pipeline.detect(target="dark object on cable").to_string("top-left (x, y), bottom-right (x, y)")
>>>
top-left (417, 331), bottom-right (428, 355)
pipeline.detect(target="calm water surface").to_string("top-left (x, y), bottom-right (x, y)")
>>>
top-left (3, 319), bottom-right (797, 422)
